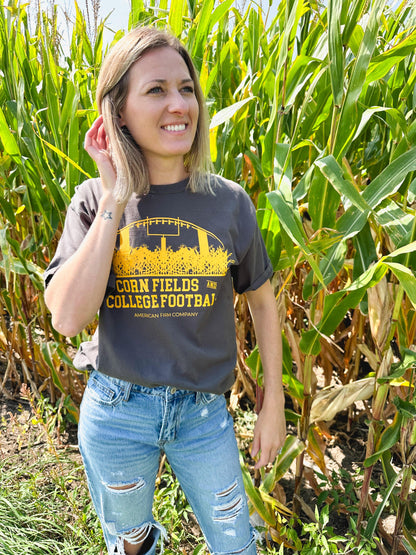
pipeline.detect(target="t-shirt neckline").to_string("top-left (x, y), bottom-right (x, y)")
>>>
top-left (149, 177), bottom-right (189, 195)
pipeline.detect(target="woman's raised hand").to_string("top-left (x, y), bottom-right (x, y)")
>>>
top-left (84, 116), bottom-right (117, 193)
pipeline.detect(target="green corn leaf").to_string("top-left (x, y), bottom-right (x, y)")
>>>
top-left (256, 193), bottom-right (282, 269)
top-left (41, 341), bottom-right (67, 394)
top-left (0, 106), bottom-right (20, 161)
top-left (267, 188), bottom-right (325, 286)
top-left (366, 26), bottom-right (416, 83)
top-left (336, 147), bottom-right (416, 240)
top-left (352, 222), bottom-right (378, 281)
top-left (246, 340), bottom-right (304, 402)
top-left (0, 196), bottom-right (16, 225)
top-left (240, 454), bottom-right (277, 526)
top-left (266, 0), bottom-right (306, 136)
top-left (378, 349), bottom-right (416, 383)
top-left (258, 488), bottom-right (292, 518)
top-left (129, 0), bottom-right (145, 28)
top-left (316, 155), bottom-right (372, 213)
top-left (364, 412), bottom-right (402, 468)
top-left (334, 0), bottom-right (386, 159)
top-left (342, 0), bottom-right (368, 46)
top-left (352, 106), bottom-right (407, 143)
top-left (59, 79), bottom-right (76, 135)
top-left (363, 469), bottom-right (402, 539)
top-left (363, 146), bottom-right (416, 207)
top-left (262, 435), bottom-right (305, 491)
top-left (302, 239), bottom-right (346, 300)
top-left (374, 199), bottom-right (413, 247)
top-left (300, 287), bottom-right (366, 356)
top-left (204, 39), bottom-right (229, 98)
top-left (210, 97), bottom-right (256, 129)
top-left (168, 0), bottom-right (187, 37)
top-left (402, 535), bottom-right (416, 554)
top-left (308, 169), bottom-right (341, 232)
top-left (0, 229), bottom-right (12, 286)
top-left (34, 132), bottom-right (92, 180)
top-left (327, 0), bottom-right (344, 106)
top-left (385, 262), bottom-right (416, 309)
top-left (394, 396), bottom-right (416, 418)
top-left (191, 0), bottom-right (215, 59)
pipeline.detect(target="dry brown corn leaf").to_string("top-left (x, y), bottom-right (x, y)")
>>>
top-left (310, 377), bottom-right (375, 422)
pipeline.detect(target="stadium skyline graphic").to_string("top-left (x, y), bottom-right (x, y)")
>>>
top-left (113, 217), bottom-right (235, 277)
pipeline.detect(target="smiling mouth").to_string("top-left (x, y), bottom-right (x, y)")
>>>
top-left (162, 124), bottom-right (187, 132)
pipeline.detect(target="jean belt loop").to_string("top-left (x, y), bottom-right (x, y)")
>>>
top-left (123, 381), bottom-right (132, 402)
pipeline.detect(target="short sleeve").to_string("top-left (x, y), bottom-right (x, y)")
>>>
top-left (230, 190), bottom-right (273, 294)
top-left (44, 179), bottom-right (101, 288)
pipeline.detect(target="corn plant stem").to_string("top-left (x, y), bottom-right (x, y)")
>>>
top-left (357, 281), bottom-right (402, 538)
top-left (387, 283), bottom-right (405, 348)
top-left (352, 311), bottom-right (365, 382)
top-left (357, 422), bottom-right (375, 529)
top-left (357, 284), bottom-right (404, 537)
top-left (393, 368), bottom-right (416, 553)
top-left (357, 346), bottom-right (393, 534)
top-left (392, 465), bottom-right (413, 555)
top-left (347, 311), bottom-right (365, 431)
top-left (293, 354), bottom-right (313, 518)
top-left (293, 243), bottom-right (319, 517)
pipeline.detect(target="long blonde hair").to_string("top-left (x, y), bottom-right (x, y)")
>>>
top-left (95, 27), bottom-right (213, 203)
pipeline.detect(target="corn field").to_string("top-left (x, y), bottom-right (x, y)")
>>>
top-left (1, 0), bottom-right (416, 552)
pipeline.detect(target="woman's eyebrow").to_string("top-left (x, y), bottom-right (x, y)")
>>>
top-left (144, 78), bottom-right (194, 85)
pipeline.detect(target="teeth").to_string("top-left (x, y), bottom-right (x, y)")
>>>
top-left (164, 124), bottom-right (186, 132)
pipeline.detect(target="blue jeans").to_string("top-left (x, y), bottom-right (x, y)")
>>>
top-left (78, 370), bottom-right (258, 555)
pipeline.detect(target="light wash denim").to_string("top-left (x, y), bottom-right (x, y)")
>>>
top-left (78, 370), bottom-right (258, 555)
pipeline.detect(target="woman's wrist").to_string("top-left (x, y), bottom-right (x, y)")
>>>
top-left (262, 386), bottom-right (285, 408)
top-left (98, 193), bottom-right (125, 223)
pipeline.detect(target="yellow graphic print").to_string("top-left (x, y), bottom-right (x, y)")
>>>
top-left (107, 218), bottom-right (235, 316)
top-left (113, 217), bottom-right (234, 277)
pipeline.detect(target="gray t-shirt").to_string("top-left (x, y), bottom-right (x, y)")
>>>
top-left (45, 175), bottom-right (272, 394)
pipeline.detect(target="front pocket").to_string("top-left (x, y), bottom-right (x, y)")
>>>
top-left (195, 391), bottom-right (220, 405)
top-left (86, 372), bottom-right (124, 407)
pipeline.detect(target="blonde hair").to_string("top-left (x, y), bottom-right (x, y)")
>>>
top-left (95, 26), bottom-right (213, 202)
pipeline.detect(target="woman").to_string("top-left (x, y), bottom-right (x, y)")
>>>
top-left (44, 26), bottom-right (286, 555)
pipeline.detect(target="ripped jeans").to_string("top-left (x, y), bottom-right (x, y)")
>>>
top-left (78, 370), bottom-right (258, 555)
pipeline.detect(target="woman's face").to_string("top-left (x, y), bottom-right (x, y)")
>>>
top-left (119, 47), bottom-right (199, 178)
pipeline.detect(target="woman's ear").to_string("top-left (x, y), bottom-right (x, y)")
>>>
top-left (118, 113), bottom-right (126, 128)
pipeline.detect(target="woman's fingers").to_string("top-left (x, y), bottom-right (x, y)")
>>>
top-left (84, 116), bottom-right (117, 192)
top-left (84, 116), bottom-right (106, 154)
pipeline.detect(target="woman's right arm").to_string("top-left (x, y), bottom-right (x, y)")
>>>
top-left (45, 117), bottom-right (125, 337)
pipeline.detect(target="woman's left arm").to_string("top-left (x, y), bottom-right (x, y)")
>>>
top-left (245, 279), bottom-right (286, 469)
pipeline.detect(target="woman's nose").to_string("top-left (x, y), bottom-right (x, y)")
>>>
top-left (167, 90), bottom-right (188, 113)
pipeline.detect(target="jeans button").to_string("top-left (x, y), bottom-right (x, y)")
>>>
top-left (170, 387), bottom-right (177, 393)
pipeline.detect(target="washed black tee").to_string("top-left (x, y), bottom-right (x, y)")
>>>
top-left (45, 175), bottom-right (272, 394)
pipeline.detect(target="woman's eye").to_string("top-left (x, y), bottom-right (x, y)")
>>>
top-left (182, 86), bottom-right (194, 94)
top-left (148, 86), bottom-right (163, 94)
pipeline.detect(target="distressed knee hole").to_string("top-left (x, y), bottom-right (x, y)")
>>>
top-left (117, 522), bottom-right (168, 555)
top-left (122, 522), bottom-right (152, 544)
top-left (216, 480), bottom-right (238, 498)
top-left (116, 523), bottom-right (152, 554)
top-left (104, 477), bottom-right (146, 494)
top-left (214, 496), bottom-right (243, 521)
top-left (213, 480), bottom-right (243, 522)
